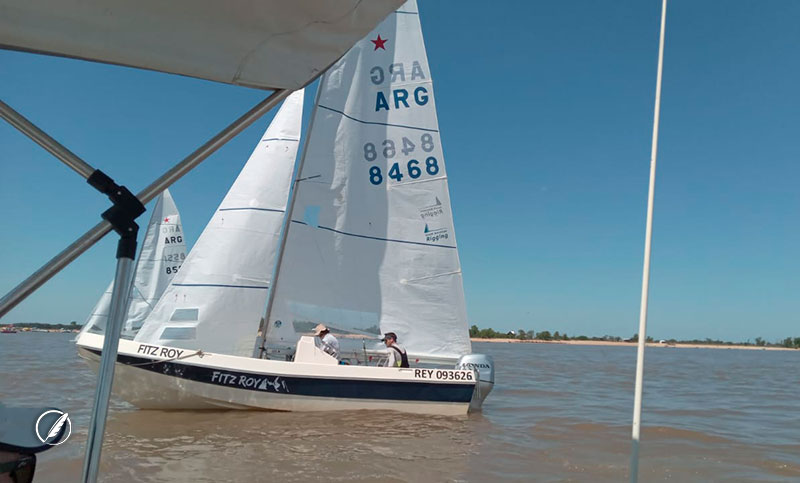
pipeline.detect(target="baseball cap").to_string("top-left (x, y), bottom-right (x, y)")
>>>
top-left (380, 332), bottom-right (398, 342)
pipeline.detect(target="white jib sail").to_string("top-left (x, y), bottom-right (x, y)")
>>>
top-left (134, 89), bottom-right (304, 356)
top-left (265, 1), bottom-right (471, 361)
top-left (81, 189), bottom-right (187, 337)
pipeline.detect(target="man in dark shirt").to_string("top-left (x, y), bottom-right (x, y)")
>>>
top-left (381, 332), bottom-right (409, 368)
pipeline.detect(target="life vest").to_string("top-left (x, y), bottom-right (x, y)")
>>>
top-left (389, 345), bottom-right (409, 368)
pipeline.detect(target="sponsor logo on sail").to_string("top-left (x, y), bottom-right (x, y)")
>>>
top-left (424, 223), bottom-right (448, 243)
top-left (419, 197), bottom-right (443, 220)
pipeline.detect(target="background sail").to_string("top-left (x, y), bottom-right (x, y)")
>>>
top-left (80, 189), bottom-right (187, 337)
top-left (265, 1), bottom-right (471, 361)
top-left (135, 90), bottom-right (304, 356)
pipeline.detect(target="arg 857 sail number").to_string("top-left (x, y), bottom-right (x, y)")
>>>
top-left (364, 133), bottom-right (440, 185)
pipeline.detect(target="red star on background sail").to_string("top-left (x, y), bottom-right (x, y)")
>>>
top-left (164, 217), bottom-right (170, 222)
top-left (371, 35), bottom-right (388, 51)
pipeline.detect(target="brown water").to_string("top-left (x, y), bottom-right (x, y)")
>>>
top-left (1, 333), bottom-right (799, 481)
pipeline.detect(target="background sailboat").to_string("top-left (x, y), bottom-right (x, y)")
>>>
top-left (80, 189), bottom-right (187, 338)
top-left (134, 90), bottom-right (304, 357)
top-left (263, 0), bottom-right (471, 363)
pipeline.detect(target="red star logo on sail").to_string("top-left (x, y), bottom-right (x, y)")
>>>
top-left (371, 35), bottom-right (388, 51)
top-left (164, 217), bottom-right (170, 222)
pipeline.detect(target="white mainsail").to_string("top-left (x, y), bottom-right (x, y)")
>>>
top-left (265, 1), bottom-right (471, 361)
top-left (134, 90), bottom-right (304, 356)
top-left (81, 189), bottom-right (187, 337)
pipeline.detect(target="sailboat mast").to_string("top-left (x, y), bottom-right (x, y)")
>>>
top-left (630, 0), bottom-right (668, 481)
top-left (256, 82), bottom-right (325, 358)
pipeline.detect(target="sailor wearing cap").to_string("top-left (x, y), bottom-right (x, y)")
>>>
top-left (381, 332), bottom-right (409, 368)
top-left (313, 324), bottom-right (340, 360)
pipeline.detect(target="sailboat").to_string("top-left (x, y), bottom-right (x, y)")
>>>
top-left (76, 0), bottom-right (494, 416)
top-left (133, 88), bottom-right (305, 356)
top-left (79, 189), bottom-right (187, 338)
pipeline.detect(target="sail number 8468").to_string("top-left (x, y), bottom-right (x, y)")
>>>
top-left (369, 158), bottom-right (439, 185)
top-left (364, 133), bottom-right (440, 186)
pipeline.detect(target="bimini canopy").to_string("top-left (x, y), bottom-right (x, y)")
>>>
top-left (0, 0), bottom-right (404, 90)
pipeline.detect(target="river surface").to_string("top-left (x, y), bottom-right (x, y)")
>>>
top-left (1, 333), bottom-right (798, 481)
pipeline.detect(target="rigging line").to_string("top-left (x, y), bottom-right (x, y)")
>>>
top-left (259, 81), bottom-right (325, 356)
top-left (289, 219), bottom-right (457, 249)
top-left (130, 284), bottom-right (155, 311)
top-left (317, 105), bottom-right (439, 133)
top-left (171, 283), bottom-right (269, 290)
top-left (261, 137), bottom-right (300, 142)
top-left (218, 207), bottom-right (285, 213)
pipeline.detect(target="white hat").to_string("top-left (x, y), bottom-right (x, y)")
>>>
top-left (313, 324), bottom-right (328, 336)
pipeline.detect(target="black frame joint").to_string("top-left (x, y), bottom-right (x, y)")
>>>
top-left (87, 169), bottom-right (146, 259)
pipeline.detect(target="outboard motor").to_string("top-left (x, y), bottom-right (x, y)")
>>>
top-left (456, 354), bottom-right (494, 410)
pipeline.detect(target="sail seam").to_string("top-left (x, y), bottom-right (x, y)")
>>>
top-left (218, 207), bottom-right (285, 213)
top-left (172, 283), bottom-right (269, 290)
top-left (387, 175), bottom-right (447, 188)
top-left (290, 220), bottom-right (456, 249)
top-left (317, 105), bottom-right (438, 133)
top-left (261, 138), bottom-right (300, 142)
top-left (403, 270), bottom-right (462, 283)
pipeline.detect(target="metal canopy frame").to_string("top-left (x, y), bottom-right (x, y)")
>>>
top-left (0, 0), bottom-right (403, 479)
top-left (0, 88), bottom-right (291, 482)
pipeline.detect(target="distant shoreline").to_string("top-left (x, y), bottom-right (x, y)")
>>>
top-left (470, 338), bottom-right (798, 351)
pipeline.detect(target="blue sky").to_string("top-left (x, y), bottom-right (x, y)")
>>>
top-left (1, 0), bottom-right (797, 342)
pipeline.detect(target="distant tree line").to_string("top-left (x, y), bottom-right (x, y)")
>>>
top-left (468, 325), bottom-right (800, 348)
top-left (469, 325), bottom-right (580, 341)
top-left (6, 321), bottom-right (80, 330)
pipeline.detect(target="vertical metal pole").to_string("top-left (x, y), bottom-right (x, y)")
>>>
top-left (256, 82), bottom-right (325, 357)
top-left (630, 0), bottom-right (668, 481)
top-left (81, 254), bottom-right (136, 483)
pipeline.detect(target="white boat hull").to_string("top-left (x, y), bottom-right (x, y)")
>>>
top-left (76, 333), bottom-right (478, 416)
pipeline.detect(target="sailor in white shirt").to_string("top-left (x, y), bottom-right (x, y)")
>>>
top-left (313, 324), bottom-right (340, 360)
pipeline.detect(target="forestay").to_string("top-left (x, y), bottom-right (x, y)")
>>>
top-left (135, 90), bottom-right (304, 356)
top-left (265, 0), bottom-right (471, 361)
top-left (81, 190), bottom-right (187, 337)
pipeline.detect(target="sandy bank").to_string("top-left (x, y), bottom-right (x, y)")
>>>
top-left (470, 338), bottom-right (798, 351)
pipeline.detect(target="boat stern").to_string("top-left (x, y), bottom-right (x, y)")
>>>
top-left (456, 354), bottom-right (495, 410)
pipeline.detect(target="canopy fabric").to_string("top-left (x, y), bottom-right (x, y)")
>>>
top-left (0, 0), bottom-right (404, 90)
